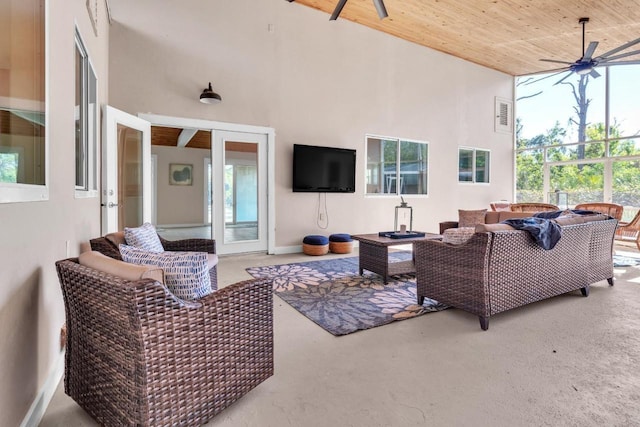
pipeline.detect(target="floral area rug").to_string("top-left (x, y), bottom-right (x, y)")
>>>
top-left (246, 252), bottom-right (448, 336)
top-left (613, 252), bottom-right (640, 267)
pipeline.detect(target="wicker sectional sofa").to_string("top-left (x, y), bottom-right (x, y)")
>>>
top-left (415, 214), bottom-right (617, 330)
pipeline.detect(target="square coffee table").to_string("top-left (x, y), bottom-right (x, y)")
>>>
top-left (351, 233), bottom-right (442, 284)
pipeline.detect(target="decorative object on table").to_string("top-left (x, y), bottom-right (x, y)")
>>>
top-left (548, 189), bottom-right (569, 210)
top-left (328, 233), bottom-right (353, 254)
top-left (302, 235), bottom-right (329, 255)
top-left (377, 231), bottom-right (427, 239)
top-left (169, 163), bottom-right (193, 185)
top-left (246, 253), bottom-right (447, 336)
top-left (394, 196), bottom-right (413, 233)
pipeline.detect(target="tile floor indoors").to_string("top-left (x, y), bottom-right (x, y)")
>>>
top-left (40, 243), bottom-right (640, 427)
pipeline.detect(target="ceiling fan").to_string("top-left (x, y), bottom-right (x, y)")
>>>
top-left (534, 17), bottom-right (640, 85)
top-left (285, 0), bottom-right (388, 21)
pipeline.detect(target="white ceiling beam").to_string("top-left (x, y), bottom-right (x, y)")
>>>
top-left (177, 128), bottom-right (198, 147)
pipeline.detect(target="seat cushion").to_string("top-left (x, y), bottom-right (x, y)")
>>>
top-left (442, 227), bottom-right (476, 244)
top-left (79, 250), bottom-right (165, 283)
top-left (119, 245), bottom-right (212, 300)
top-left (329, 233), bottom-right (352, 242)
top-left (124, 222), bottom-right (164, 252)
top-left (303, 235), bottom-right (329, 245)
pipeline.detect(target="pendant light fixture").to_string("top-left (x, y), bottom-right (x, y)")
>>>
top-left (199, 82), bottom-right (222, 104)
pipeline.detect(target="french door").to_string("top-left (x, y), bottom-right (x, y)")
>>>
top-left (213, 130), bottom-right (268, 254)
top-left (102, 106), bottom-right (151, 233)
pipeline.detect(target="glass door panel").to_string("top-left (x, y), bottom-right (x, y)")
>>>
top-left (549, 162), bottom-right (604, 207)
top-left (119, 124), bottom-right (143, 228)
top-left (612, 159), bottom-right (640, 222)
top-left (224, 141), bottom-right (258, 243)
top-left (213, 131), bottom-right (267, 254)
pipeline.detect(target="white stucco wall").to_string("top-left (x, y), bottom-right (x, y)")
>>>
top-left (108, 0), bottom-right (514, 249)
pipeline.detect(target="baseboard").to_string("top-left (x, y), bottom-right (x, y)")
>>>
top-left (272, 245), bottom-right (303, 255)
top-left (20, 350), bottom-right (65, 427)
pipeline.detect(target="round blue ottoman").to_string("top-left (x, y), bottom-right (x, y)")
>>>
top-left (329, 233), bottom-right (353, 254)
top-left (303, 235), bottom-right (329, 256)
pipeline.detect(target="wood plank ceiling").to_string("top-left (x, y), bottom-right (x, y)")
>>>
top-left (287, 0), bottom-right (640, 76)
top-left (151, 127), bottom-right (257, 152)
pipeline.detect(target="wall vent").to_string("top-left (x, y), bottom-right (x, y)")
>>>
top-left (495, 97), bottom-right (513, 134)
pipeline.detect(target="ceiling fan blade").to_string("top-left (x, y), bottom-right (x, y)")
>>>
top-left (372, 0), bottom-right (388, 19)
top-left (553, 72), bottom-right (574, 86)
top-left (525, 69), bottom-right (570, 85)
top-left (598, 49), bottom-right (640, 62)
top-left (330, 0), bottom-right (348, 20)
top-left (602, 59), bottom-right (640, 67)
top-left (597, 37), bottom-right (640, 59)
top-left (590, 69), bottom-right (601, 78)
top-left (582, 41), bottom-right (599, 61)
top-left (539, 59), bottom-right (574, 65)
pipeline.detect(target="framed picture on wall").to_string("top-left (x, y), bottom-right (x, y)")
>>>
top-left (169, 163), bottom-right (193, 186)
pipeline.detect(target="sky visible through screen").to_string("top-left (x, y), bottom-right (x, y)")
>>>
top-left (516, 64), bottom-right (640, 142)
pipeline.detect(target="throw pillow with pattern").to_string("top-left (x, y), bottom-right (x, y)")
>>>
top-left (124, 222), bottom-right (164, 252)
top-left (458, 209), bottom-right (487, 228)
top-left (119, 244), bottom-right (212, 300)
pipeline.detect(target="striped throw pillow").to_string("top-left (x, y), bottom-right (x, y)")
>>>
top-left (124, 222), bottom-right (164, 252)
top-left (119, 244), bottom-right (212, 300)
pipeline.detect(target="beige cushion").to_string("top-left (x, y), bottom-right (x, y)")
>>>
top-left (442, 227), bottom-right (476, 244)
top-left (475, 223), bottom-right (516, 233)
top-left (458, 209), bottom-right (487, 228)
top-left (495, 211), bottom-right (532, 222)
top-left (105, 231), bottom-right (126, 247)
top-left (79, 250), bottom-right (165, 283)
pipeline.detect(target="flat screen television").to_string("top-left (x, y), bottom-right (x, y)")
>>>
top-left (292, 144), bottom-right (356, 193)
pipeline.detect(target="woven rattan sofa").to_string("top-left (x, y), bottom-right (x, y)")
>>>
top-left (416, 214), bottom-right (617, 330)
top-left (56, 255), bottom-right (273, 426)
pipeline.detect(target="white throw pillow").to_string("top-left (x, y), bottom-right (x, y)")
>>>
top-left (119, 244), bottom-right (212, 300)
top-left (124, 222), bottom-right (164, 252)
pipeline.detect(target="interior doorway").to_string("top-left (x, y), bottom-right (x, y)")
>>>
top-left (139, 114), bottom-right (275, 255)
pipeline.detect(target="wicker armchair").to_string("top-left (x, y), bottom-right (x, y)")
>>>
top-left (509, 202), bottom-right (559, 212)
top-left (615, 210), bottom-right (640, 250)
top-left (575, 202), bottom-right (624, 220)
top-left (56, 257), bottom-right (273, 426)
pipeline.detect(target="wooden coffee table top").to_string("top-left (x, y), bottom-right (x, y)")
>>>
top-left (351, 232), bottom-right (441, 247)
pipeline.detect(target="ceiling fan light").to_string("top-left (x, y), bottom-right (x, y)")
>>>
top-left (575, 67), bottom-right (592, 75)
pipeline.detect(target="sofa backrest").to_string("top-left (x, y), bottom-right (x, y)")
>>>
top-left (485, 211), bottom-right (531, 224)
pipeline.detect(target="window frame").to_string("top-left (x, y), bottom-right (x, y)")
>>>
top-left (364, 134), bottom-right (430, 197)
top-left (0, 0), bottom-right (48, 203)
top-left (458, 147), bottom-right (491, 184)
top-left (74, 27), bottom-right (98, 198)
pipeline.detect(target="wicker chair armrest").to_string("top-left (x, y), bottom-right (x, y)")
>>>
top-left (415, 233), bottom-right (492, 317)
top-left (439, 221), bottom-right (459, 234)
top-left (159, 236), bottom-right (216, 254)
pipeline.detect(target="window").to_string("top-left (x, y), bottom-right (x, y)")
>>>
top-left (458, 148), bottom-right (490, 183)
top-left (0, 0), bottom-right (47, 203)
top-left (516, 65), bottom-right (640, 209)
top-left (365, 135), bottom-right (429, 195)
top-left (75, 28), bottom-right (98, 197)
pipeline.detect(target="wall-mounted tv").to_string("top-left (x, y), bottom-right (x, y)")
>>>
top-left (292, 144), bottom-right (356, 193)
